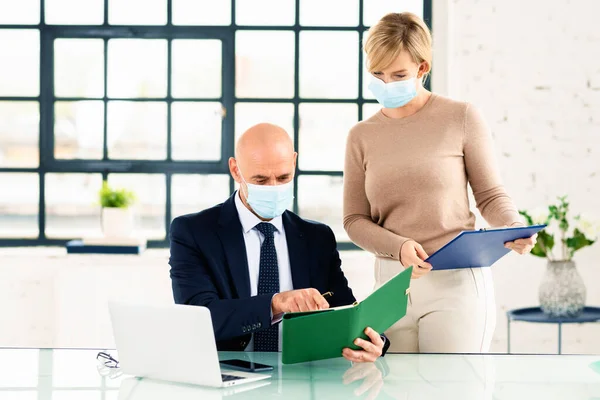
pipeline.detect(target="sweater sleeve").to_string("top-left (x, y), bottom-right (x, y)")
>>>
top-left (463, 104), bottom-right (524, 227)
top-left (343, 127), bottom-right (412, 261)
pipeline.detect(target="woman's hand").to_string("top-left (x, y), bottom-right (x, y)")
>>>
top-left (504, 221), bottom-right (538, 255)
top-left (505, 234), bottom-right (537, 254)
top-left (400, 240), bottom-right (432, 279)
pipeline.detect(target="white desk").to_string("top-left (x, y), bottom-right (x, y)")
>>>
top-left (1, 348), bottom-right (599, 400)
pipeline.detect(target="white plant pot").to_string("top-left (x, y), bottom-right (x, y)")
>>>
top-left (101, 207), bottom-right (135, 238)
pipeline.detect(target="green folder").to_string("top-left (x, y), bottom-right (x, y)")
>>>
top-left (282, 266), bottom-right (412, 364)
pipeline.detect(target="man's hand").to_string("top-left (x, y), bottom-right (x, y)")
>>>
top-left (400, 240), bottom-right (432, 279)
top-left (342, 327), bottom-right (384, 363)
top-left (271, 289), bottom-right (329, 315)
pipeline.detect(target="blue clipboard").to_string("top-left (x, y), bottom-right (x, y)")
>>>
top-left (425, 224), bottom-right (547, 270)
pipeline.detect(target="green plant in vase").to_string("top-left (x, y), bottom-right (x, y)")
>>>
top-left (99, 181), bottom-right (136, 209)
top-left (98, 181), bottom-right (137, 238)
top-left (519, 196), bottom-right (599, 317)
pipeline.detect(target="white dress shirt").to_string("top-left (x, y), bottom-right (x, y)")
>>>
top-left (234, 191), bottom-right (294, 351)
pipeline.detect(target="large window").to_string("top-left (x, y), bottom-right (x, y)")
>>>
top-left (0, 0), bottom-right (431, 248)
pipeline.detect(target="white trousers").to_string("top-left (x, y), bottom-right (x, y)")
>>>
top-left (375, 258), bottom-right (496, 353)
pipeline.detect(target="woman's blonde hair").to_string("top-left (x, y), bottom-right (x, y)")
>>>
top-left (364, 12), bottom-right (432, 80)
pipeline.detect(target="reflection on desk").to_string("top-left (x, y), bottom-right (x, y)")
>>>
top-left (0, 348), bottom-right (599, 400)
top-left (118, 377), bottom-right (272, 400)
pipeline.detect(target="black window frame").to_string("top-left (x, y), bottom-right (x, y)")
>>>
top-left (0, 0), bottom-right (432, 249)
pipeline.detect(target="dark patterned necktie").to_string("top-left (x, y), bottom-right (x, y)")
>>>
top-left (254, 222), bottom-right (280, 352)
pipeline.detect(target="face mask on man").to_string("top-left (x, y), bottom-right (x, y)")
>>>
top-left (238, 168), bottom-right (294, 220)
top-left (368, 74), bottom-right (419, 108)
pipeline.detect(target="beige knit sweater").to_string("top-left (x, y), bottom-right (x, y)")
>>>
top-left (343, 93), bottom-right (522, 261)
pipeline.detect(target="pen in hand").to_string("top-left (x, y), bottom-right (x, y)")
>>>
top-left (318, 291), bottom-right (333, 310)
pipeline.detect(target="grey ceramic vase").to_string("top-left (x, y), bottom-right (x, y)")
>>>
top-left (539, 260), bottom-right (586, 317)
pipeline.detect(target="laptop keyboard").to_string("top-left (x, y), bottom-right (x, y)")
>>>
top-left (222, 374), bottom-right (243, 382)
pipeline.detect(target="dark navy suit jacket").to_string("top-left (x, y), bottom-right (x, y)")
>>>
top-left (169, 193), bottom-right (359, 351)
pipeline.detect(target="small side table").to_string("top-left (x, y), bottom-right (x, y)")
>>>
top-left (507, 307), bottom-right (600, 354)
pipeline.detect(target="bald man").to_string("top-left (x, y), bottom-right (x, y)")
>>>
top-left (169, 123), bottom-right (389, 363)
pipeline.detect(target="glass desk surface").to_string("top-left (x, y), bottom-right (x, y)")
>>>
top-left (1, 348), bottom-right (599, 400)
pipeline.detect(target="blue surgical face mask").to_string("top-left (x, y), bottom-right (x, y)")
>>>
top-left (368, 75), bottom-right (418, 108)
top-left (239, 169), bottom-right (294, 220)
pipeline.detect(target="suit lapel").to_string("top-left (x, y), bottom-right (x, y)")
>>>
top-left (283, 212), bottom-right (311, 289)
top-left (217, 194), bottom-right (251, 298)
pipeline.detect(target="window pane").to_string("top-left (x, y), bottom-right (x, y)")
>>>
top-left (172, 174), bottom-right (230, 217)
top-left (45, 173), bottom-right (103, 239)
top-left (0, 30), bottom-right (39, 97)
top-left (55, 39), bottom-right (104, 98)
top-left (172, 40), bottom-right (222, 98)
top-left (107, 174), bottom-right (166, 239)
top-left (109, 0), bottom-right (167, 25)
top-left (107, 101), bottom-right (167, 160)
top-left (363, 0), bottom-right (423, 27)
top-left (300, 0), bottom-right (359, 26)
top-left (45, 0), bottom-right (104, 25)
top-left (107, 39), bottom-right (167, 98)
top-left (54, 101), bottom-right (104, 160)
top-left (235, 103), bottom-right (294, 143)
top-left (362, 74), bottom-right (377, 100)
top-left (0, 173), bottom-right (38, 238)
top-left (300, 32), bottom-right (358, 99)
top-left (298, 175), bottom-right (347, 241)
top-left (171, 102), bottom-right (222, 161)
top-left (236, 0), bottom-right (295, 26)
top-left (236, 31), bottom-right (295, 98)
top-left (362, 103), bottom-right (381, 120)
top-left (173, 0), bottom-right (231, 25)
top-left (0, 101), bottom-right (39, 168)
top-left (299, 103), bottom-right (357, 171)
top-left (362, 35), bottom-right (376, 100)
top-left (0, 0), bottom-right (40, 24)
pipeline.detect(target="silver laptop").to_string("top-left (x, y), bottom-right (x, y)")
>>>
top-left (108, 302), bottom-right (272, 388)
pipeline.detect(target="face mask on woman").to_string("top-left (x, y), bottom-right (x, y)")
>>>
top-left (368, 75), bottom-right (418, 108)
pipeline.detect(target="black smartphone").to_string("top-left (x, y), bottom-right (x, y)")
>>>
top-left (219, 359), bottom-right (274, 372)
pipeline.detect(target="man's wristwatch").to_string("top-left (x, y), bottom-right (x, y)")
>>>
top-left (381, 334), bottom-right (391, 356)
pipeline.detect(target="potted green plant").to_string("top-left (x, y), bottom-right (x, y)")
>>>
top-left (520, 196), bottom-right (599, 317)
top-left (99, 181), bottom-right (137, 238)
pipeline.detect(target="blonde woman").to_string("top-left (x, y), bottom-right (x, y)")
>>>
top-left (343, 12), bottom-right (537, 353)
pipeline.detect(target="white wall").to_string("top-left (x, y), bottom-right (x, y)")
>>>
top-left (432, 0), bottom-right (600, 352)
top-left (448, 0), bottom-right (600, 212)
